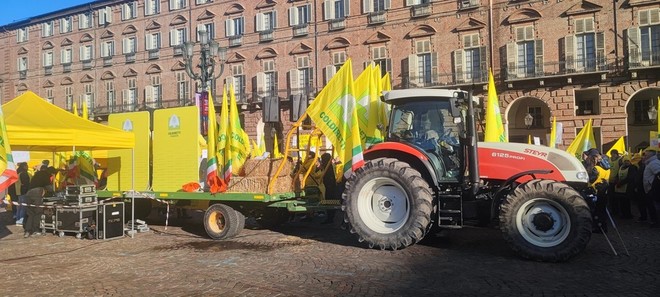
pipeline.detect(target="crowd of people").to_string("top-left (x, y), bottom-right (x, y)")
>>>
top-left (6, 160), bottom-right (59, 238)
top-left (582, 148), bottom-right (660, 232)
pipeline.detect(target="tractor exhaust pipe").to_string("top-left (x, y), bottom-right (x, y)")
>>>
top-left (466, 90), bottom-right (480, 195)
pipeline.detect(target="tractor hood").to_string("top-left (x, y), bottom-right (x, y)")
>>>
top-left (477, 142), bottom-right (589, 185)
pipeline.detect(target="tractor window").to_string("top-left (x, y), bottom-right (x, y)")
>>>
top-left (389, 101), bottom-right (459, 143)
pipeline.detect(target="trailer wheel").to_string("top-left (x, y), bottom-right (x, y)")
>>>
top-left (204, 204), bottom-right (243, 240)
top-left (255, 208), bottom-right (290, 229)
top-left (343, 158), bottom-right (433, 250)
top-left (499, 179), bottom-right (592, 262)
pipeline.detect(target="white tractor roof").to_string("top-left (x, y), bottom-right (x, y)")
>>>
top-left (383, 89), bottom-right (465, 102)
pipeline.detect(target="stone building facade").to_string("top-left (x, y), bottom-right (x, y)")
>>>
top-left (0, 0), bottom-right (658, 152)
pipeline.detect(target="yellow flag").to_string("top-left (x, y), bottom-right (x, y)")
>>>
top-left (549, 116), bottom-right (557, 148)
top-left (484, 69), bottom-right (506, 142)
top-left (306, 59), bottom-right (364, 178)
top-left (0, 104), bottom-right (18, 191)
top-left (606, 136), bottom-right (626, 158)
top-left (272, 133), bottom-right (283, 158)
top-left (72, 101), bottom-right (79, 117)
top-left (260, 134), bottom-right (266, 157)
top-left (206, 91), bottom-right (226, 193)
top-left (218, 87), bottom-right (231, 182)
top-left (228, 83), bottom-right (250, 172)
top-left (528, 135), bottom-right (532, 144)
top-left (566, 119), bottom-right (596, 159)
top-left (355, 64), bottom-right (385, 147)
top-left (82, 100), bottom-right (89, 120)
top-left (381, 72), bottom-right (392, 92)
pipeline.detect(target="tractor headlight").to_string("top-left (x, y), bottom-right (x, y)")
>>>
top-left (576, 171), bottom-right (589, 181)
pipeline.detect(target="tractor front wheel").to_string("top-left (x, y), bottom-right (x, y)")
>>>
top-left (499, 179), bottom-right (592, 262)
top-left (343, 158), bottom-right (433, 250)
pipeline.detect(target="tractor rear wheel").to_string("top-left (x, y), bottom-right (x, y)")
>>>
top-left (204, 204), bottom-right (244, 240)
top-left (499, 179), bottom-right (592, 262)
top-left (343, 158), bottom-right (433, 250)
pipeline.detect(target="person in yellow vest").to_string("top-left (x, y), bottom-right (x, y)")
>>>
top-left (614, 155), bottom-right (636, 219)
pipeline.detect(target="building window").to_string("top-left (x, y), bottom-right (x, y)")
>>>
top-left (629, 9), bottom-right (660, 67)
top-left (229, 64), bottom-right (246, 102)
top-left (17, 56), bottom-right (28, 73)
top-left (256, 11), bottom-right (277, 32)
top-left (146, 32), bottom-right (161, 59)
top-left (226, 17), bottom-right (245, 37)
top-left (633, 99), bottom-right (652, 124)
top-left (65, 86), bottom-right (73, 110)
top-left (176, 71), bottom-right (189, 105)
top-left (101, 41), bottom-right (115, 58)
top-left (574, 88), bottom-right (600, 116)
top-left (196, 0), bottom-right (212, 4)
top-left (80, 45), bottom-right (93, 61)
top-left (365, 0), bottom-right (391, 13)
top-left (169, 0), bottom-right (187, 11)
top-left (565, 17), bottom-right (604, 73)
top-left (415, 40), bottom-right (433, 86)
top-left (60, 17), bottom-right (73, 33)
top-left (170, 28), bottom-right (187, 47)
top-left (46, 88), bottom-right (54, 104)
top-left (124, 78), bottom-right (137, 111)
top-left (297, 56), bottom-right (312, 94)
top-left (196, 23), bottom-right (215, 41)
top-left (454, 33), bottom-right (486, 84)
top-left (145, 75), bottom-right (162, 108)
top-left (289, 4), bottom-right (311, 26)
top-left (145, 0), bottom-right (160, 16)
top-left (264, 60), bottom-right (277, 98)
top-left (123, 37), bottom-right (137, 63)
top-left (324, 0), bottom-right (349, 20)
top-left (371, 46), bottom-right (392, 76)
top-left (121, 2), bottom-right (138, 21)
top-left (106, 81), bottom-right (115, 112)
top-left (42, 21), bottom-right (54, 37)
top-left (506, 25), bottom-right (543, 79)
top-left (98, 7), bottom-right (113, 26)
top-left (42, 51), bottom-right (54, 67)
top-left (17, 28), bottom-right (28, 43)
top-left (82, 83), bottom-right (94, 116)
top-left (79, 12), bottom-right (93, 30)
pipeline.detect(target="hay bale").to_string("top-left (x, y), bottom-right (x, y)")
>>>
top-left (242, 158), bottom-right (293, 178)
top-left (227, 175), bottom-right (294, 193)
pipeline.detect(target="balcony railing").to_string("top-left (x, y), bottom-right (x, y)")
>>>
top-left (292, 24), bottom-right (308, 37)
top-left (44, 66), bottom-right (52, 76)
top-left (228, 35), bottom-right (242, 47)
top-left (259, 30), bottom-right (274, 42)
top-left (411, 3), bottom-right (431, 18)
top-left (82, 60), bottom-right (93, 70)
top-left (173, 46), bottom-right (183, 56)
top-left (148, 50), bottom-right (160, 60)
top-left (103, 57), bottom-right (113, 67)
top-left (368, 11), bottom-right (387, 25)
top-left (63, 63), bottom-right (71, 73)
top-left (125, 53), bottom-right (136, 63)
top-left (404, 69), bottom-right (489, 88)
top-left (328, 18), bottom-right (346, 31)
top-left (504, 57), bottom-right (614, 81)
top-left (19, 70), bottom-right (27, 80)
top-left (628, 52), bottom-right (660, 69)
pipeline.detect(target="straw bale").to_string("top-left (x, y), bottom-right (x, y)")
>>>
top-left (242, 158), bottom-right (293, 178)
top-left (227, 175), bottom-right (294, 194)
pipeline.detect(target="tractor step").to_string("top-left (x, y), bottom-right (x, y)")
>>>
top-left (437, 193), bottom-right (463, 228)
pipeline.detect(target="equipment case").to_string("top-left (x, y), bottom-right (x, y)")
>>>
top-left (97, 202), bottom-right (125, 240)
top-left (56, 206), bottom-right (97, 239)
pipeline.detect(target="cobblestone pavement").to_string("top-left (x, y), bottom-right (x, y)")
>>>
top-left (0, 209), bottom-right (659, 297)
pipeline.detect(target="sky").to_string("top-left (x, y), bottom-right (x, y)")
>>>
top-left (0, 0), bottom-right (94, 26)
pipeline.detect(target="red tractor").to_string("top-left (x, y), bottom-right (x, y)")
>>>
top-left (342, 89), bottom-right (593, 262)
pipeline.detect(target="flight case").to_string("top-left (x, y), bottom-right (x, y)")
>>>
top-left (96, 202), bottom-right (125, 240)
top-left (55, 206), bottom-right (97, 239)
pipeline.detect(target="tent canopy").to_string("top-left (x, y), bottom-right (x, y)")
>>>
top-left (3, 91), bottom-right (135, 151)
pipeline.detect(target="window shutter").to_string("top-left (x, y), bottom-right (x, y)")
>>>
top-left (98, 9), bottom-right (105, 25)
top-left (431, 51), bottom-right (438, 84)
top-left (145, 85), bottom-right (154, 101)
top-left (325, 65), bottom-right (336, 84)
top-left (345, 0), bottom-right (350, 16)
top-left (79, 14), bottom-right (84, 29)
top-left (146, 34), bottom-right (153, 50)
top-left (289, 7), bottom-right (297, 26)
top-left (406, 0), bottom-right (416, 6)
top-left (170, 29), bottom-right (175, 46)
top-left (123, 38), bottom-right (128, 54)
top-left (385, 58), bottom-right (392, 74)
top-left (516, 27), bottom-right (525, 41)
top-left (627, 27), bottom-right (641, 66)
top-left (575, 19), bottom-right (585, 33)
top-left (289, 69), bottom-right (301, 95)
top-left (61, 49), bottom-right (66, 63)
top-left (256, 13), bottom-right (264, 32)
top-left (145, 0), bottom-right (152, 15)
top-left (453, 50), bottom-right (464, 83)
top-left (534, 39), bottom-right (544, 76)
top-left (595, 32), bottom-right (605, 70)
top-left (79, 46), bottom-right (84, 61)
top-left (197, 24), bottom-right (205, 41)
top-left (110, 41), bottom-right (114, 56)
top-left (121, 4), bottom-right (127, 20)
top-left (225, 19), bottom-right (234, 36)
top-left (363, 0), bottom-right (373, 13)
top-left (182, 28), bottom-right (187, 42)
top-left (564, 35), bottom-right (575, 72)
top-left (478, 46), bottom-right (487, 80)
top-left (651, 8), bottom-right (660, 24)
top-left (272, 11), bottom-right (277, 28)
top-left (407, 54), bottom-right (419, 87)
top-left (42, 52), bottom-right (47, 67)
top-left (324, 0), bottom-right (333, 20)
top-left (506, 42), bottom-right (517, 78)
top-left (256, 72), bottom-right (266, 96)
top-left (585, 18), bottom-right (594, 32)
top-left (106, 7), bottom-right (113, 23)
top-left (132, 2), bottom-right (138, 18)
top-left (101, 43), bottom-right (107, 57)
top-left (384, 0), bottom-right (391, 9)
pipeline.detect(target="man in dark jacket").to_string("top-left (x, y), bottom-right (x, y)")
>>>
top-left (23, 187), bottom-right (46, 238)
top-left (29, 166), bottom-right (57, 194)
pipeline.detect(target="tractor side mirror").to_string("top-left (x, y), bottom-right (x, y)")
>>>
top-left (449, 97), bottom-right (462, 118)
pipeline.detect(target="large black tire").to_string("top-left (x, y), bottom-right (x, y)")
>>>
top-left (255, 208), bottom-right (290, 229)
top-left (499, 179), bottom-right (592, 262)
top-left (204, 204), bottom-right (243, 240)
top-left (342, 158), bottom-right (433, 250)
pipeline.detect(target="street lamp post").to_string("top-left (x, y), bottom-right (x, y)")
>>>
top-left (183, 27), bottom-right (227, 92)
top-left (648, 105), bottom-right (657, 124)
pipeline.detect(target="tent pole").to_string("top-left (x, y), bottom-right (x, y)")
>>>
top-left (131, 148), bottom-right (135, 238)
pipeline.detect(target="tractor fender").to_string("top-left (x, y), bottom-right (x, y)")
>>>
top-left (364, 142), bottom-right (440, 188)
top-left (489, 169), bottom-right (554, 219)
